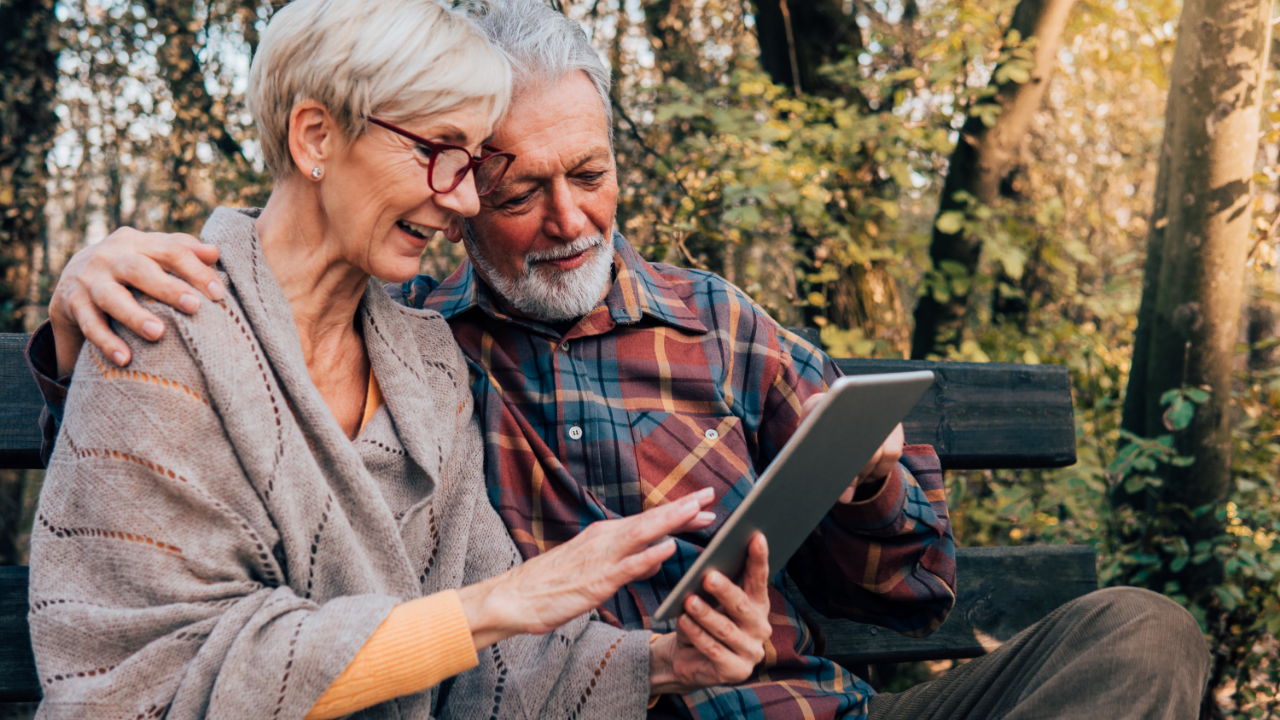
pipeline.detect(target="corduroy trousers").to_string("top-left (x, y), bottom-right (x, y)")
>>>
top-left (866, 586), bottom-right (1210, 720)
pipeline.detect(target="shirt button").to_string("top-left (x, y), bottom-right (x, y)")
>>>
top-left (560, 341), bottom-right (570, 352)
top-left (704, 428), bottom-right (719, 441)
top-left (569, 425), bottom-right (583, 440)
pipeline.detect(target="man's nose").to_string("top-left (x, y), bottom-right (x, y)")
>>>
top-left (542, 178), bottom-right (589, 241)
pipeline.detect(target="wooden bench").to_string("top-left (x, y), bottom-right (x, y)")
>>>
top-left (0, 330), bottom-right (1092, 702)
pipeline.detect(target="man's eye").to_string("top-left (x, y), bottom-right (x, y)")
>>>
top-left (503, 191), bottom-right (535, 208)
top-left (578, 172), bottom-right (604, 182)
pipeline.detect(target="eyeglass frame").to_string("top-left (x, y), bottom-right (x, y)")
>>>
top-left (366, 116), bottom-right (515, 197)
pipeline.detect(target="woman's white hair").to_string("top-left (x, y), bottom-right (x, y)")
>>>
top-left (460, 0), bottom-right (613, 142)
top-left (249, 0), bottom-right (512, 179)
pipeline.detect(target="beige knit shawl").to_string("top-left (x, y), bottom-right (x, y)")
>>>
top-left (29, 208), bottom-right (649, 720)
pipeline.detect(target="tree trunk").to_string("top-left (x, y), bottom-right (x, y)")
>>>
top-left (0, 0), bottom-right (57, 567)
top-left (910, 0), bottom-right (1076, 359)
top-left (143, 0), bottom-right (249, 233)
top-left (1118, 0), bottom-right (1271, 596)
top-left (752, 0), bottom-right (863, 98)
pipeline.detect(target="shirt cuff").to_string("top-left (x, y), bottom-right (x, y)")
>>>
top-left (827, 462), bottom-right (907, 533)
top-left (27, 321), bottom-right (70, 418)
top-left (305, 590), bottom-right (478, 720)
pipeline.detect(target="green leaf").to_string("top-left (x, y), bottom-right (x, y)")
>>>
top-left (1214, 585), bottom-right (1238, 612)
top-left (1123, 475), bottom-right (1150, 494)
top-left (970, 103), bottom-right (1001, 128)
top-left (1009, 62), bottom-right (1031, 85)
top-left (1162, 396), bottom-right (1194, 431)
top-left (1184, 387), bottom-right (1210, 404)
top-left (938, 259), bottom-right (968, 278)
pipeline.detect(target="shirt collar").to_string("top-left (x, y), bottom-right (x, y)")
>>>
top-left (426, 232), bottom-right (707, 336)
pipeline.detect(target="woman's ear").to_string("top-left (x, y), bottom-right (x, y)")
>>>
top-left (288, 101), bottom-right (335, 178)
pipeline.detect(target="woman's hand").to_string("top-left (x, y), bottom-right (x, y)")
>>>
top-left (648, 532), bottom-right (771, 695)
top-left (49, 227), bottom-right (223, 376)
top-left (457, 488), bottom-right (719, 650)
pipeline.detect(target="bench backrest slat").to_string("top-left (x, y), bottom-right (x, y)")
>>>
top-left (788, 327), bottom-right (1076, 469)
top-left (0, 567), bottom-right (37, 702)
top-left (834, 358), bottom-right (1077, 469)
top-left (0, 335), bottom-right (45, 471)
top-left (789, 545), bottom-right (1098, 665)
top-left (0, 332), bottom-right (1077, 471)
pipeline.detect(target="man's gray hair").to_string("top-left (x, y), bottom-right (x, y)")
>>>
top-left (461, 0), bottom-right (613, 141)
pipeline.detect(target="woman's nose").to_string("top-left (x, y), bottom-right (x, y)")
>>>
top-left (435, 173), bottom-right (481, 217)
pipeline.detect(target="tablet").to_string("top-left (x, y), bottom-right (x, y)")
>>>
top-left (652, 370), bottom-right (935, 622)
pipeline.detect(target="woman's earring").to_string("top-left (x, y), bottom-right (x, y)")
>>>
top-left (311, 166), bottom-right (323, 179)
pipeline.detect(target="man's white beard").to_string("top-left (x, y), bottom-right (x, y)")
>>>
top-left (465, 225), bottom-right (614, 322)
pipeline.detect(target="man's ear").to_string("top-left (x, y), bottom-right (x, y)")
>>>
top-left (288, 100), bottom-right (336, 176)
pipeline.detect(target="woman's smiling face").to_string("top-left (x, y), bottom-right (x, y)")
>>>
top-left (317, 105), bottom-right (494, 283)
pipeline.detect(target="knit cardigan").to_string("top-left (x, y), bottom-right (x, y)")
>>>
top-left (29, 207), bottom-right (651, 720)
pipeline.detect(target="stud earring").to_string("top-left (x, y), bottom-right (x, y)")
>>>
top-left (311, 166), bottom-right (323, 179)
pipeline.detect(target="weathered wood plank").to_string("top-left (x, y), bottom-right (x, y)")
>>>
top-left (0, 567), bottom-right (37, 702)
top-left (836, 358), bottom-right (1077, 469)
top-left (0, 334), bottom-right (43, 471)
top-left (0, 332), bottom-right (1079, 472)
top-left (789, 545), bottom-right (1098, 665)
top-left (783, 325), bottom-right (1077, 470)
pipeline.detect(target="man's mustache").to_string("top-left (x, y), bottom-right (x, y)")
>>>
top-left (524, 234), bottom-right (608, 270)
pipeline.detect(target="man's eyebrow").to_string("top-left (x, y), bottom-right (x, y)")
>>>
top-left (570, 148), bottom-right (613, 167)
top-left (495, 146), bottom-right (613, 187)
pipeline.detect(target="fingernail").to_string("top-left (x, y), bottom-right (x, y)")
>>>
top-left (705, 572), bottom-right (723, 589)
top-left (695, 488), bottom-right (715, 501)
top-left (207, 280), bottom-right (225, 300)
top-left (111, 351), bottom-right (127, 366)
top-left (142, 320), bottom-right (163, 339)
top-left (696, 511), bottom-right (716, 523)
top-left (178, 293), bottom-right (199, 313)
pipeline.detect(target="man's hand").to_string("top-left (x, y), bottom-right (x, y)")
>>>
top-left (648, 533), bottom-right (771, 695)
top-left (800, 393), bottom-right (903, 504)
top-left (49, 228), bottom-right (224, 376)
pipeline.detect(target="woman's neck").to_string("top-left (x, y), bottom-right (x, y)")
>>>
top-left (254, 177), bottom-right (374, 439)
top-left (255, 177), bottom-right (369, 357)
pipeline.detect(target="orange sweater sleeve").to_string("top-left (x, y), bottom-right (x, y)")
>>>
top-left (304, 590), bottom-right (479, 720)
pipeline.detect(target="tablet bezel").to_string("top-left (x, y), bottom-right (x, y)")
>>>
top-left (652, 370), bottom-right (935, 623)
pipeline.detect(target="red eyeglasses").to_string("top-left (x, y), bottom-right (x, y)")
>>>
top-left (367, 116), bottom-right (515, 197)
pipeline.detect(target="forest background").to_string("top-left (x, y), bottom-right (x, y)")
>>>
top-left (4, 0), bottom-right (1280, 716)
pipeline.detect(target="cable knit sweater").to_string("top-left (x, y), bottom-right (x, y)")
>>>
top-left (28, 207), bottom-right (651, 720)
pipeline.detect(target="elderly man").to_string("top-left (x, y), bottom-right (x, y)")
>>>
top-left (32, 0), bottom-right (1208, 718)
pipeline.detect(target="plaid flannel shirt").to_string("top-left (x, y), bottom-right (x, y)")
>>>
top-left (395, 233), bottom-right (956, 720)
top-left (28, 233), bottom-right (956, 720)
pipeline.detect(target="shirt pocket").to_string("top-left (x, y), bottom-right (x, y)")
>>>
top-left (627, 410), bottom-right (756, 535)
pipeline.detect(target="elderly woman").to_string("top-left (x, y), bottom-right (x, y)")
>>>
top-left (27, 0), bottom-right (769, 718)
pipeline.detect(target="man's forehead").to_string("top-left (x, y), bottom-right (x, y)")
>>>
top-left (500, 140), bottom-right (612, 183)
top-left (489, 72), bottom-right (612, 177)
